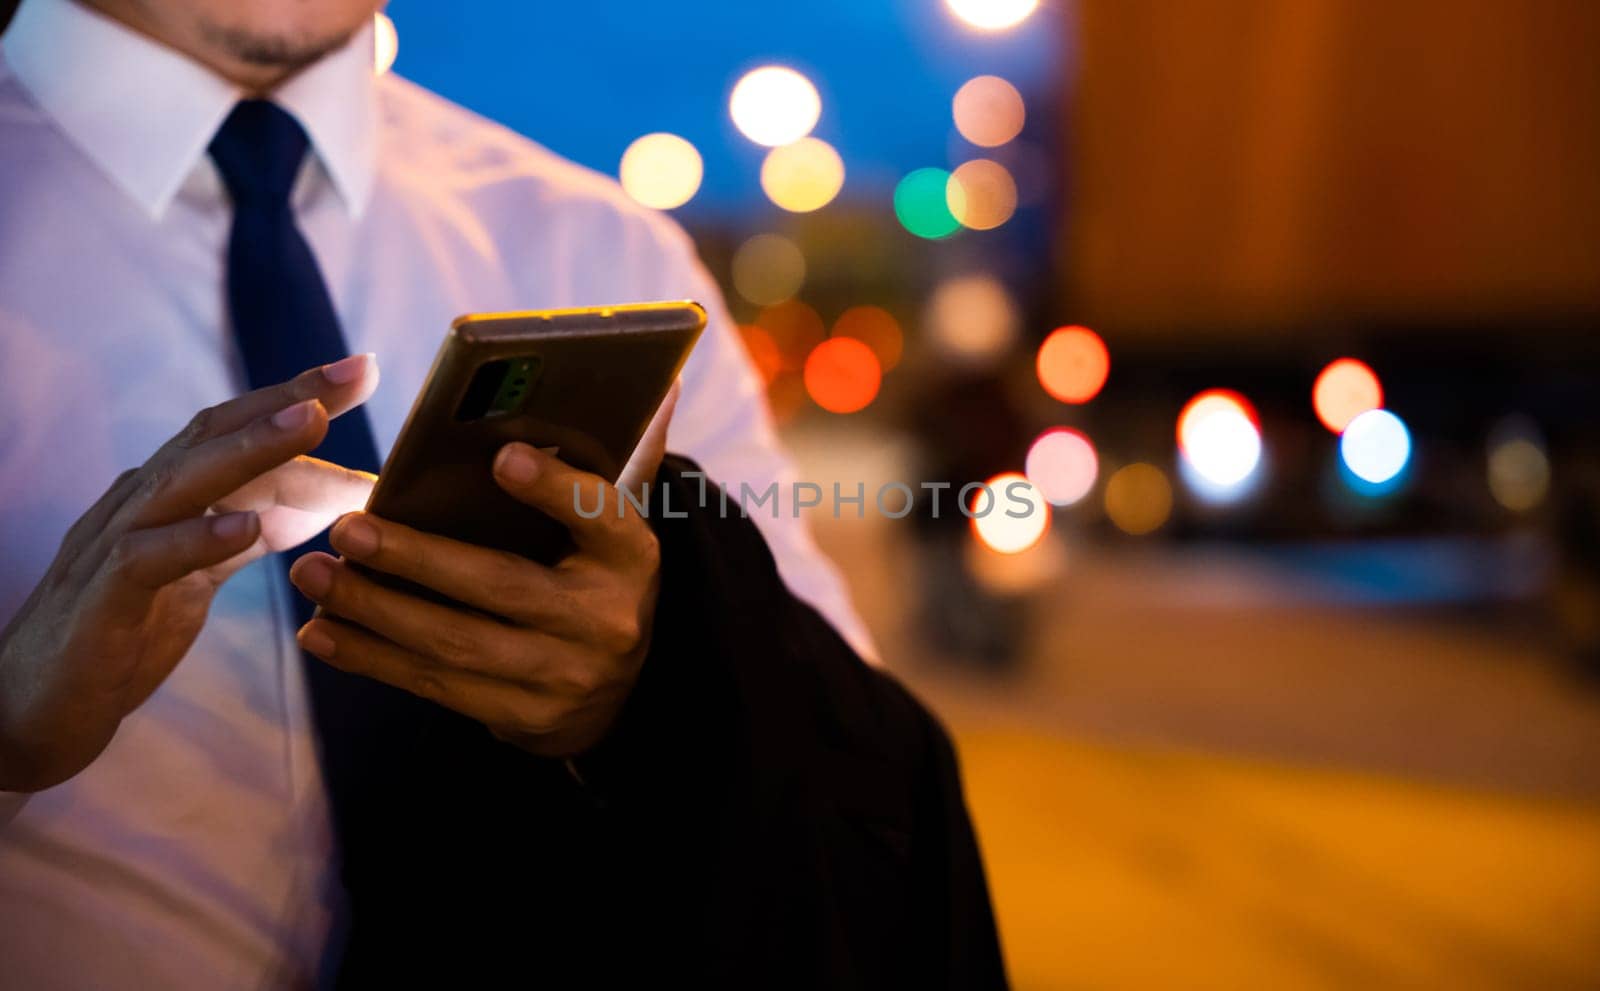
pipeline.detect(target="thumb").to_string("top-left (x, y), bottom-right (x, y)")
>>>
top-left (617, 380), bottom-right (679, 494)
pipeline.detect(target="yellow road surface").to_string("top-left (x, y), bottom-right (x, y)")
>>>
top-left (956, 729), bottom-right (1600, 990)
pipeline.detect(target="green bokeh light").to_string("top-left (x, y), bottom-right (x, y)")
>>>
top-left (894, 168), bottom-right (960, 240)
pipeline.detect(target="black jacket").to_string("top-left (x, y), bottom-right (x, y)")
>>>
top-left (330, 456), bottom-right (1008, 988)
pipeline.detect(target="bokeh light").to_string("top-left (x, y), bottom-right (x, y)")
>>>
top-left (729, 66), bottom-right (822, 147)
top-left (731, 234), bottom-right (805, 306)
top-left (1036, 325), bottom-right (1110, 404)
top-left (1178, 390), bottom-right (1263, 490)
top-left (894, 168), bottom-right (961, 239)
top-left (1312, 358), bottom-right (1384, 434)
top-left (1026, 428), bottom-right (1099, 506)
top-left (1486, 416), bottom-right (1551, 512)
top-left (945, 0), bottom-right (1040, 31)
top-left (618, 133), bottom-right (702, 210)
top-left (1340, 408), bottom-right (1411, 485)
top-left (832, 306), bottom-right (904, 372)
top-left (756, 299), bottom-right (826, 369)
top-left (953, 75), bottom-right (1026, 148)
top-left (1104, 463), bottom-right (1173, 536)
top-left (925, 274), bottom-right (1019, 367)
top-left (373, 12), bottom-right (398, 75)
top-left (760, 137), bottom-right (845, 213)
top-left (971, 473), bottom-right (1051, 554)
top-left (965, 535), bottom-right (1064, 595)
top-left (738, 325), bottom-right (784, 384)
top-left (803, 337), bottom-right (882, 414)
top-left (947, 159), bottom-right (1018, 230)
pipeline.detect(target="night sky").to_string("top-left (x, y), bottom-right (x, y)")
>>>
top-left (383, 0), bottom-right (1065, 216)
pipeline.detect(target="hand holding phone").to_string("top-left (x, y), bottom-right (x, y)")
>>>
top-left (288, 302), bottom-right (702, 756)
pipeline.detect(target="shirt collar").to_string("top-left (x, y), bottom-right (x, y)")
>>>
top-left (1, 0), bottom-right (377, 219)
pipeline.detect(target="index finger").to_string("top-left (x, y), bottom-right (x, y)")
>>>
top-left (164, 352), bottom-right (379, 452)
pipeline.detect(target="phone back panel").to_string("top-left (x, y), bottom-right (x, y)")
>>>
top-left (365, 301), bottom-right (704, 566)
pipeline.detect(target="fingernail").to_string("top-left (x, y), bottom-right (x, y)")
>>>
top-left (322, 353), bottom-right (372, 385)
top-left (272, 399), bottom-right (317, 431)
top-left (211, 511), bottom-right (256, 541)
top-left (299, 624), bottom-right (336, 658)
top-left (292, 556), bottom-right (334, 597)
top-left (495, 444), bottom-right (539, 484)
top-left (334, 516), bottom-right (379, 557)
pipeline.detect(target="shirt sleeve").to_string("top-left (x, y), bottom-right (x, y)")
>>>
top-left (647, 225), bottom-right (879, 662)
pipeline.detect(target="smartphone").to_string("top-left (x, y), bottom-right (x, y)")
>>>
top-left (361, 301), bottom-right (705, 569)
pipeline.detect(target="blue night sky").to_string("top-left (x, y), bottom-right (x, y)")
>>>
top-left (383, 0), bottom-right (1066, 216)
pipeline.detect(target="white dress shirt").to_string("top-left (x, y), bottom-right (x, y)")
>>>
top-left (0, 0), bottom-right (871, 985)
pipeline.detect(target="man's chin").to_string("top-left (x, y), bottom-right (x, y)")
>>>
top-left (199, 21), bottom-right (356, 72)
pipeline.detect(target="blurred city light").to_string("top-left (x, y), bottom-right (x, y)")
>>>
top-left (1025, 428), bottom-right (1098, 506)
top-left (1177, 390), bottom-right (1263, 490)
top-left (1104, 463), bottom-right (1173, 536)
top-left (373, 12), bottom-right (399, 75)
top-left (945, 0), bottom-right (1040, 32)
top-left (760, 137), bottom-right (846, 213)
top-left (952, 76), bottom-right (1026, 148)
top-left (1340, 408), bottom-right (1411, 485)
top-left (731, 233), bottom-right (806, 306)
top-left (971, 473), bottom-right (1050, 554)
top-left (894, 168), bottom-right (962, 239)
top-left (618, 133), bottom-right (702, 209)
top-left (756, 299), bottom-right (826, 369)
top-left (832, 305), bottom-right (904, 371)
top-left (737, 324), bottom-right (784, 384)
top-left (925, 274), bottom-right (1019, 367)
top-left (965, 532), bottom-right (1064, 594)
top-left (803, 337), bottom-right (882, 414)
top-left (1036, 325), bottom-right (1110, 404)
top-left (729, 66), bottom-right (822, 147)
top-left (1312, 358), bottom-right (1384, 434)
top-left (1486, 415), bottom-right (1551, 512)
top-left (947, 159), bottom-right (1018, 230)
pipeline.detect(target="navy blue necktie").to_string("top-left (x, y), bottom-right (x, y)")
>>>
top-left (210, 100), bottom-right (419, 860)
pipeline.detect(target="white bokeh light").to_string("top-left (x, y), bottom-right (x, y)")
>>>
top-left (1341, 409), bottom-right (1412, 485)
top-left (730, 66), bottom-right (822, 147)
top-left (1179, 396), bottom-right (1262, 490)
top-left (945, 0), bottom-right (1040, 31)
top-left (373, 12), bottom-right (398, 75)
top-left (971, 473), bottom-right (1050, 555)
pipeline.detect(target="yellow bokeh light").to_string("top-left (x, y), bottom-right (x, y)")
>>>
top-left (760, 138), bottom-right (845, 213)
top-left (730, 66), bottom-right (822, 147)
top-left (373, 12), bottom-right (398, 75)
top-left (1486, 417), bottom-right (1551, 513)
top-left (732, 233), bottom-right (806, 306)
top-left (1488, 439), bottom-right (1550, 512)
top-left (953, 76), bottom-right (1025, 147)
top-left (945, 0), bottom-right (1039, 31)
top-left (971, 472), bottom-right (1051, 555)
top-left (947, 159), bottom-right (1018, 230)
top-left (1105, 463), bottom-right (1173, 536)
top-left (618, 133), bottom-right (702, 210)
top-left (925, 274), bottom-right (1018, 367)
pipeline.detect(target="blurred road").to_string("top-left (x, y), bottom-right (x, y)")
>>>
top-left (795, 430), bottom-right (1600, 990)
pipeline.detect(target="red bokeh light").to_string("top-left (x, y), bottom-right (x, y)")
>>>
top-left (803, 337), bottom-right (882, 414)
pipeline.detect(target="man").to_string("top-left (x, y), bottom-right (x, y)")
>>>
top-left (0, 0), bottom-right (1005, 986)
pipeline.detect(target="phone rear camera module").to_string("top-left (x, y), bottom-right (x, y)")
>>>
top-left (455, 355), bottom-right (543, 420)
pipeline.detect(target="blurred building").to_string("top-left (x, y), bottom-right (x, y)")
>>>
top-left (1065, 0), bottom-right (1600, 339)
